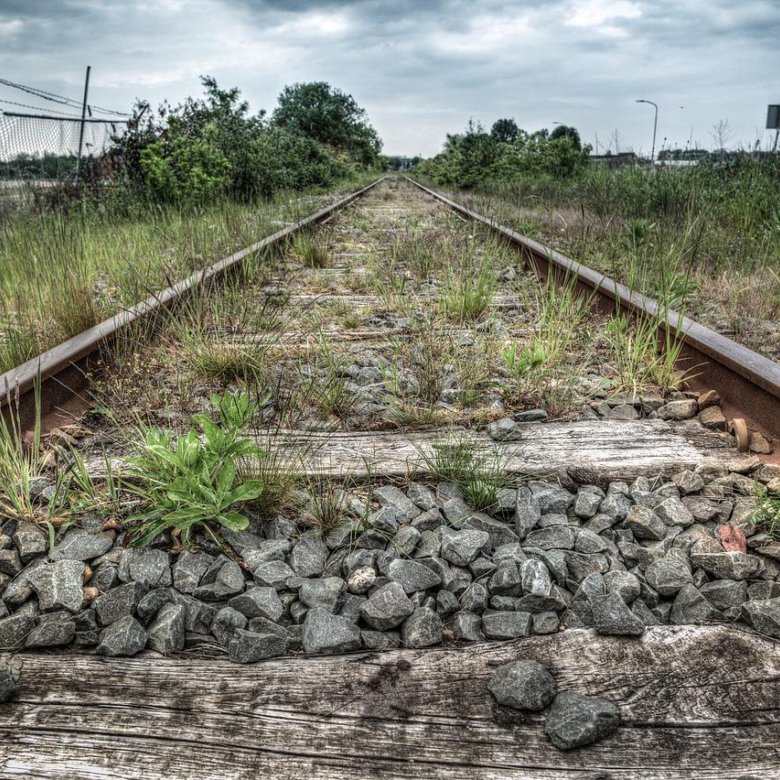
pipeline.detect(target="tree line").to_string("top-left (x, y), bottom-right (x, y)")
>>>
top-left (416, 118), bottom-right (590, 188)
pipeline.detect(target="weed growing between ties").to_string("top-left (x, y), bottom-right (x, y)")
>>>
top-left (416, 433), bottom-right (518, 512)
top-left (290, 231), bottom-right (331, 268)
top-left (0, 387), bottom-right (118, 535)
top-left (502, 275), bottom-right (595, 413)
top-left (604, 308), bottom-right (686, 394)
top-left (748, 483), bottom-right (780, 540)
top-left (123, 391), bottom-right (277, 548)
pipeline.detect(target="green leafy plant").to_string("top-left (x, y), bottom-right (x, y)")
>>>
top-left (503, 341), bottom-right (548, 379)
top-left (748, 483), bottom-right (780, 539)
top-left (123, 390), bottom-right (266, 548)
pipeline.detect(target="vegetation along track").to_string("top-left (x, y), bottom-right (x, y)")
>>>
top-left (1, 174), bottom-right (778, 459)
top-left (4, 176), bottom-right (780, 779)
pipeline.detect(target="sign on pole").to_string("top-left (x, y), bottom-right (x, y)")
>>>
top-left (767, 105), bottom-right (780, 129)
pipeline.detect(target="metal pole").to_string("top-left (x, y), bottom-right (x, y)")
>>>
top-left (636, 99), bottom-right (658, 165)
top-left (75, 65), bottom-right (91, 182)
top-left (774, 129), bottom-right (779, 154)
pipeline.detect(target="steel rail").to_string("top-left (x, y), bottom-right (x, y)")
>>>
top-left (405, 176), bottom-right (780, 445)
top-left (1, 176), bottom-right (387, 428)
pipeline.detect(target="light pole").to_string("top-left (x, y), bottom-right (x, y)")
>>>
top-left (636, 99), bottom-right (658, 164)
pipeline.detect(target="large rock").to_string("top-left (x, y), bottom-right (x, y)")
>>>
top-left (96, 615), bottom-right (147, 657)
top-left (94, 581), bottom-right (147, 626)
top-left (645, 552), bottom-right (692, 597)
top-left (481, 610), bottom-right (532, 639)
top-left (623, 506), bottom-right (666, 541)
top-left (13, 522), bottom-right (47, 562)
top-left (514, 487), bottom-right (541, 539)
top-left (172, 551), bottom-right (214, 593)
top-left (544, 692), bottom-right (621, 750)
top-left (655, 497), bottom-right (694, 527)
top-left (670, 584), bottom-right (724, 625)
top-left (228, 629), bottom-right (288, 663)
top-left (298, 578), bottom-right (345, 613)
top-left (302, 608), bottom-right (361, 654)
top-left (0, 612), bottom-right (35, 650)
top-left (27, 560), bottom-right (85, 613)
top-left (488, 660), bottom-right (557, 711)
top-left (212, 607), bottom-right (247, 646)
top-left (49, 530), bottom-right (114, 562)
top-left (360, 582), bottom-right (414, 630)
top-left (440, 529), bottom-right (490, 566)
top-left (452, 612), bottom-right (482, 641)
top-left (193, 557), bottom-right (245, 601)
top-left (689, 545), bottom-right (764, 581)
top-left (253, 560), bottom-right (295, 590)
top-left (530, 482), bottom-right (575, 514)
top-left (386, 559), bottom-right (441, 593)
top-left (25, 612), bottom-right (75, 648)
top-left (523, 526), bottom-right (576, 551)
top-left (289, 533), bottom-right (329, 578)
top-left (119, 549), bottom-right (172, 588)
top-left (463, 514), bottom-right (518, 548)
top-left (741, 598), bottom-right (780, 639)
top-left (401, 607), bottom-right (443, 648)
top-left (374, 485), bottom-right (421, 522)
top-left (657, 399), bottom-right (698, 421)
top-left (487, 417), bottom-right (521, 442)
top-left (346, 566), bottom-right (376, 595)
top-left (147, 602), bottom-right (185, 654)
top-left (228, 587), bottom-right (284, 621)
top-left (590, 593), bottom-right (645, 636)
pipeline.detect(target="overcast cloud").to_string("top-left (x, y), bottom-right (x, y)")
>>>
top-left (1, 0), bottom-right (779, 156)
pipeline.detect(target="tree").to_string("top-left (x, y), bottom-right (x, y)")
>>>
top-left (550, 125), bottom-right (582, 150)
top-left (272, 82), bottom-right (382, 164)
top-left (491, 118), bottom-right (519, 144)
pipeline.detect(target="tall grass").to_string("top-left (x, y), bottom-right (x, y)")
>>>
top-left (0, 173), bottom-right (375, 374)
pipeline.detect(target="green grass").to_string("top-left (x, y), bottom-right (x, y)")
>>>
top-left (290, 231), bottom-right (331, 268)
top-left (416, 433), bottom-right (515, 511)
top-left (0, 173), bottom-right (375, 375)
top-left (418, 159), bottom-right (780, 352)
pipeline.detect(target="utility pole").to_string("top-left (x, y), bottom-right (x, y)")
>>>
top-left (636, 99), bottom-right (658, 165)
top-left (75, 65), bottom-right (91, 182)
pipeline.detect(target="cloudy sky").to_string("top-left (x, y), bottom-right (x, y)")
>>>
top-left (1, 0), bottom-right (779, 156)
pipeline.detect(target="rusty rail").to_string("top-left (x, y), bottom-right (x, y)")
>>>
top-left (405, 176), bottom-right (780, 444)
top-left (1, 176), bottom-right (386, 428)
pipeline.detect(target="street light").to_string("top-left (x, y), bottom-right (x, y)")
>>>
top-left (636, 99), bottom-right (658, 164)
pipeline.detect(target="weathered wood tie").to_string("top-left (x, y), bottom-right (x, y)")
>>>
top-left (2, 625), bottom-right (778, 779)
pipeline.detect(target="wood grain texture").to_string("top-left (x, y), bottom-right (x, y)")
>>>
top-left (271, 420), bottom-right (739, 482)
top-left (2, 625), bottom-right (779, 779)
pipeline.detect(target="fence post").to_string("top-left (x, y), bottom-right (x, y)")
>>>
top-left (75, 65), bottom-right (91, 182)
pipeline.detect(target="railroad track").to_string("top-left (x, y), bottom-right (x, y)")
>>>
top-left (1, 174), bottom-right (777, 462)
top-left (3, 176), bottom-right (780, 779)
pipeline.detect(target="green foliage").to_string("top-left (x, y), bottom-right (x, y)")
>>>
top-left (123, 391), bottom-right (266, 548)
top-left (491, 118), bottom-right (519, 144)
top-left (503, 341), bottom-right (548, 379)
top-left (112, 77), bottom-right (377, 205)
top-left (748, 482), bottom-right (780, 540)
top-left (272, 82), bottom-right (382, 165)
top-left (139, 128), bottom-right (233, 204)
top-left (418, 120), bottom-right (591, 189)
top-left (604, 311), bottom-right (684, 394)
top-left (417, 436), bottom-right (513, 512)
top-left (550, 124), bottom-right (582, 150)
